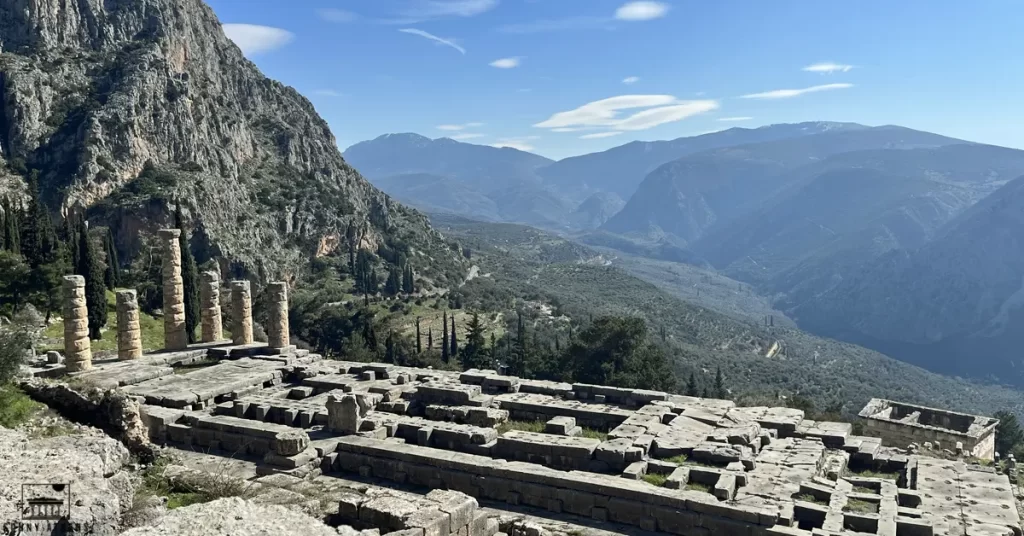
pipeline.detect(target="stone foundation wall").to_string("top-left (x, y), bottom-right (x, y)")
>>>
top-left (329, 436), bottom-right (779, 536)
top-left (860, 418), bottom-right (993, 460)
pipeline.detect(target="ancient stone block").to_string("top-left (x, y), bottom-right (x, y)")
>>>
top-left (115, 289), bottom-right (143, 360)
top-left (200, 270), bottom-right (223, 342)
top-left (158, 229), bottom-right (188, 350)
top-left (230, 280), bottom-right (254, 345)
top-left (266, 282), bottom-right (290, 349)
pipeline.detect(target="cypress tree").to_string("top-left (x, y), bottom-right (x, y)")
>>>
top-left (22, 173), bottom-right (65, 319)
top-left (103, 228), bottom-right (119, 289)
top-left (5, 198), bottom-right (21, 254)
top-left (441, 311), bottom-right (449, 363)
top-left (490, 332), bottom-right (497, 362)
top-left (385, 265), bottom-right (401, 296)
top-left (79, 223), bottom-right (107, 340)
top-left (402, 264), bottom-right (414, 294)
top-left (513, 312), bottom-right (527, 376)
top-left (714, 366), bottom-right (726, 399)
top-left (175, 207), bottom-right (200, 344)
top-left (427, 327), bottom-right (433, 350)
top-left (415, 317), bottom-right (422, 354)
top-left (450, 316), bottom-right (458, 357)
top-left (385, 329), bottom-right (396, 363)
top-left (702, 386), bottom-right (709, 399)
top-left (685, 373), bottom-right (698, 397)
top-left (0, 204), bottom-right (5, 251)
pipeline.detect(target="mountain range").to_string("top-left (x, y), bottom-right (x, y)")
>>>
top-left (349, 123), bottom-right (1024, 386)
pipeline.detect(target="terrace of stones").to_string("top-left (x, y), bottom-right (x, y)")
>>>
top-left (22, 229), bottom-right (1023, 536)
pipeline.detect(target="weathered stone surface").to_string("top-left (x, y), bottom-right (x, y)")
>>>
top-left (120, 497), bottom-right (341, 535)
top-left (63, 275), bottom-right (92, 372)
top-left (159, 229), bottom-right (188, 351)
top-left (231, 280), bottom-right (254, 345)
top-left (328, 394), bottom-right (362, 434)
top-left (116, 289), bottom-right (144, 360)
top-left (266, 282), bottom-right (290, 349)
top-left (199, 270), bottom-right (224, 343)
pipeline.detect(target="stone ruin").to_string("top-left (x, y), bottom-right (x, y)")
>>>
top-left (18, 230), bottom-right (1024, 536)
top-left (858, 398), bottom-right (999, 462)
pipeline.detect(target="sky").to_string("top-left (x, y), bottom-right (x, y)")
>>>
top-left (208, 0), bottom-right (1024, 161)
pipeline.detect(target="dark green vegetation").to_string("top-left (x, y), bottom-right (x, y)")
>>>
top-left (994, 411), bottom-right (1024, 459)
top-left (137, 458), bottom-right (253, 509)
top-left (433, 214), bottom-right (1024, 418)
top-left (642, 473), bottom-right (668, 487)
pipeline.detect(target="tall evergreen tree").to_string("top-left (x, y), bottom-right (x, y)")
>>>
top-left (427, 327), bottom-right (433, 350)
top-left (175, 207), bottom-right (200, 344)
top-left (441, 311), bottom-right (449, 363)
top-left (714, 366), bottom-right (727, 399)
top-left (450, 316), bottom-right (458, 356)
top-left (701, 386), bottom-right (709, 399)
top-left (459, 312), bottom-right (487, 369)
top-left (4, 198), bottom-right (21, 253)
top-left (402, 264), bottom-right (415, 294)
top-left (384, 265), bottom-right (401, 296)
top-left (78, 223), bottom-right (107, 339)
top-left (415, 317), bottom-right (422, 353)
top-left (490, 332), bottom-right (498, 363)
top-left (103, 228), bottom-right (120, 289)
top-left (21, 173), bottom-right (66, 319)
top-left (512, 312), bottom-right (527, 376)
top-left (685, 373), bottom-right (698, 397)
top-left (385, 329), bottom-right (396, 363)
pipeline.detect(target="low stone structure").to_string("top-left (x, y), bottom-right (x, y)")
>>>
top-left (116, 289), bottom-right (143, 360)
top-left (858, 398), bottom-right (999, 460)
top-left (199, 270), bottom-right (223, 343)
top-left (62, 275), bottom-right (91, 372)
top-left (230, 280), bottom-right (254, 345)
top-left (158, 229), bottom-right (188, 350)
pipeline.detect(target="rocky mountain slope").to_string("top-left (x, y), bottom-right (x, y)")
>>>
top-left (568, 192), bottom-right (625, 230)
top-left (0, 0), bottom-right (464, 282)
top-left (788, 174), bottom-right (1024, 384)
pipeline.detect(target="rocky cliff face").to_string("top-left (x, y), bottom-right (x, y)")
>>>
top-left (0, 0), bottom-right (464, 281)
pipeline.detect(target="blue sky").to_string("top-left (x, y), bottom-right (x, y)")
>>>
top-left (209, 0), bottom-right (1024, 160)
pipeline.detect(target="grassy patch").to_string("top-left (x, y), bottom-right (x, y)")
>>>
top-left (850, 469), bottom-right (899, 481)
top-left (851, 485), bottom-right (877, 495)
top-left (662, 454), bottom-right (688, 465)
top-left (794, 493), bottom-right (829, 505)
top-left (580, 427), bottom-right (607, 441)
top-left (43, 290), bottom-right (166, 352)
top-left (685, 482), bottom-right (712, 493)
top-left (496, 420), bottom-right (546, 435)
top-left (844, 498), bottom-right (880, 514)
top-left (642, 473), bottom-right (667, 487)
top-left (0, 385), bottom-right (42, 428)
top-left (136, 457), bottom-right (253, 509)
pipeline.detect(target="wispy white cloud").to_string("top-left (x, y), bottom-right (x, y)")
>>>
top-left (491, 136), bottom-right (540, 152)
top-left (391, 0), bottom-right (498, 23)
top-left (313, 89), bottom-right (346, 98)
top-left (741, 83), bottom-right (853, 99)
top-left (437, 122), bottom-right (484, 131)
top-left (222, 24), bottom-right (294, 56)
top-left (317, 8), bottom-right (357, 23)
top-left (580, 132), bottom-right (623, 139)
top-left (717, 116), bottom-right (752, 122)
top-left (399, 28), bottom-right (466, 54)
top-left (534, 95), bottom-right (718, 132)
top-left (498, 15), bottom-right (611, 34)
top-left (615, 1), bottom-right (669, 21)
top-left (450, 133), bottom-right (486, 140)
top-left (552, 127), bottom-right (586, 133)
top-left (490, 57), bottom-right (522, 68)
top-left (622, 76), bottom-right (640, 85)
top-left (803, 62), bottom-right (854, 74)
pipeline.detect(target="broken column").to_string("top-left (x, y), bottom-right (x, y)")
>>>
top-left (266, 282), bottom-right (289, 349)
top-left (327, 394), bottom-right (361, 434)
top-left (158, 228), bottom-right (187, 350)
top-left (230, 280), bottom-right (253, 345)
top-left (200, 270), bottom-right (223, 343)
top-left (62, 275), bottom-right (91, 372)
top-left (115, 289), bottom-right (143, 360)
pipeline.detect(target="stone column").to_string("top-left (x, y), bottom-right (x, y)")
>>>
top-left (158, 229), bottom-right (187, 350)
top-left (115, 289), bottom-right (143, 360)
top-left (327, 394), bottom-right (361, 434)
top-left (266, 282), bottom-right (289, 349)
top-left (230, 280), bottom-right (253, 345)
top-left (62, 275), bottom-right (91, 372)
top-left (200, 271), bottom-right (223, 343)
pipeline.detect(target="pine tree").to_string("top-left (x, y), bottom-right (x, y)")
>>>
top-left (450, 316), bottom-right (458, 357)
top-left (714, 366), bottom-right (726, 399)
top-left (78, 223), bottom-right (107, 340)
top-left (490, 332), bottom-right (497, 363)
top-left (441, 311), bottom-right (450, 363)
top-left (103, 228), bottom-right (119, 289)
top-left (4, 198), bottom-right (21, 253)
top-left (685, 373), bottom-right (698, 397)
top-left (175, 207), bottom-right (200, 344)
top-left (385, 265), bottom-right (401, 296)
top-left (701, 386), bottom-right (709, 399)
top-left (415, 317), bottom-right (422, 353)
top-left (512, 312), bottom-right (527, 376)
top-left (459, 312), bottom-right (486, 369)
